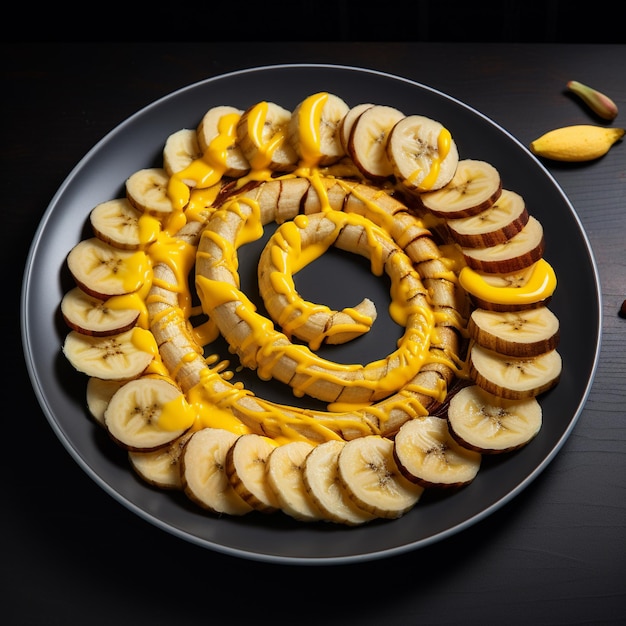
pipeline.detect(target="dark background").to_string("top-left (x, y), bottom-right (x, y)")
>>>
top-left (4, 9), bottom-right (626, 626)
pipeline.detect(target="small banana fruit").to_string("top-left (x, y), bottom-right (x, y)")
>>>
top-left (393, 415), bottom-right (482, 488)
top-left (447, 384), bottom-right (542, 454)
top-left (567, 80), bottom-right (618, 121)
top-left (530, 125), bottom-right (625, 162)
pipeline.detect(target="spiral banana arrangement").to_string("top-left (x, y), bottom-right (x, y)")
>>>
top-left (61, 92), bottom-right (562, 524)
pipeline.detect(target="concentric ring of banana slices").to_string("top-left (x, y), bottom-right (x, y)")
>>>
top-left (60, 92), bottom-right (562, 526)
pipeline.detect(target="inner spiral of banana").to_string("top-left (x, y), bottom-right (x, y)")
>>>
top-left (149, 175), bottom-right (464, 443)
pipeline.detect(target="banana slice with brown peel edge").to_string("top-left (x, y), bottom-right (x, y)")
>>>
top-left (61, 286), bottom-right (140, 337)
top-left (66, 237), bottom-right (150, 300)
top-left (386, 114), bottom-right (460, 193)
top-left (468, 306), bottom-right (560, 357)
top-left (196, 105), bottom-right (250, 178)
top-left (447, 384), bottom-right (543, 454)
top-left (63, 327), bottom-right (156, 380)
top-left (236, 101), bottom-right (298, 172)
top-left (302, 439), bottom-right (376, 526)
top-left (103, 376), bottom-right (194, 452)
top-left (129, 431), bottom-right (194, 490)
top-left (126, 167), bottom-right (175, 216)
top-left (86, 377), bottom-right (125, 426)
top-left (347, 104), bottom-right (405, 180)
top-left (393, 415), bottom-right (482, 488)
top-left (266, 441), bottom-right (325, 522)
top-left (337, 435), bottom-right (424, 519)
top-left (339, 102), bottom-right (374, 154)
top-left (417, 159), bottom-right (502, 219)
top-left (163, 128), bottom-right (203, 178)
top-left (469, 342), bottom-right (562, 400)
top-left (225, 433), bottom-right (281, 513)
top-left (445, 188), bottom-right (529, 249)
top-left (180, 428), bottom-right (254, 516)
top-left (89, 198), bottom-right (150, 250)
top-left (288, 92), bottom-right (350, 167)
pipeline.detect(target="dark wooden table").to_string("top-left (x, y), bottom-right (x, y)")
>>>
top-left (6, 43), bottom-right (625, 625)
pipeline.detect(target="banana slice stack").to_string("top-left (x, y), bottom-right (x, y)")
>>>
top-left (59, 92), bottom-right (563, 526)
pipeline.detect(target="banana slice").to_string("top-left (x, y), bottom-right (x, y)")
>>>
top-left (418, 159), bottom-right (502, 219)
top-left (63, 328), bottom-right (155, 380)
top-left (66, 237), bottom-right (150, 300)
top-left (163, 128), bottom-right (203, 178)
top-left (447, 384), bottom-right (542, 453)
top-left (196, 105), bottom-right (250, 178)
top-left (458, 259), bottom-right (557, 312)
top-left (61, 286), bottom-right (139, 337)
top-left (89, 198), bottom-right (149, 250)
top-left (468, 306), bottom-right (560, 357)
top-left (126, 167), bottom-right (174, 215)
top-left (302, 439), bottom-right (375, 526)
top-left (339, 103), bottom-right (374, 153)
top-left (337, 435), bottom-right (424, 519)
top-left (461, 216), bottom-right (545, 274)
top-left (445, 189), bottom-right (529, 248)
top-left (347, 104), bottom-right (405, 180)
top-left (386, 114), bottom-right (459, 192)
top-left (103, 377), bottom-right (193, 451)
top-left (180, 428), bottom-right (253, 515)
top-left (469, 343), bottom-right (562, 400)
top-left (288, 92), bottom-right (350, 167)
top-left (236, 101), bottom-right (298, 172)
top-left (393, 415), bottom-right (481, 488)
top-left (86, 377), bottom-right (125, 426)
top-left (129, 431), bottom-right (193, 490)
top-left (266, 441), bottom-right (324, 522)
top-left (224, 433), bottom-right (280, 513)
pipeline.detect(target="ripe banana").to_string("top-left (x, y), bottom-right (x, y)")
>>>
top-left (460, 216), bottom-right (545, 274)
top-left (445, 188), bottom-right (529, 249)
top-left (302, 440), bottom-right (375, 526)
top-left (337, 435), bottom-right (424, 519)
top-left (225, 433), bottom-right (281, 513)
top-left (103, 376), bottom-right (194, 451)
top-left (393, 415), bottom-right (481, 488)
top-left (126, 167), bottom-right (175, 215)
top-left (339, 102), bottom-right (373, 153)
top-left (196, 105), bottom-right (250, 178)
top-left (89, 198), bottom-right (148, 250)
top-left (66, 237), bottom-right (150, 300)
top-left (236, 101), bottom-right (298, 172)
top-left (180, 428), bottom-right (254, 515)
top-left (418, 159), bottom-right (502, 219)
top-left (447, 384), bottom-right (542, 453)
top-left (61, 286), bottom-right (139, 337)
top-left (128, 431), bottom-right (193, 490)
top-left (266, 441), bottom-right (324, 522)
top-left (386, 114), bottom-right (459, 192)
top-left (288, 92), bottom-right (350, 168)
top-left (530, 125), bottom-right (625, 162)
top-left (63, 328), bottom-right (155, 380)
top-left (86, 377), bottom-right (125, 426)
top-left (347, 104), bottom-right (405, 180)
top-left (163, 128), bottom-right (202, 177)
top-left (469, 343), bottom-right (562, 400)
top-left (468, 306), bottom-right (560, 357)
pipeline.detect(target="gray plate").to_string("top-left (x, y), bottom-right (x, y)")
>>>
top-left (21, 64), bottom-right (601, 565)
